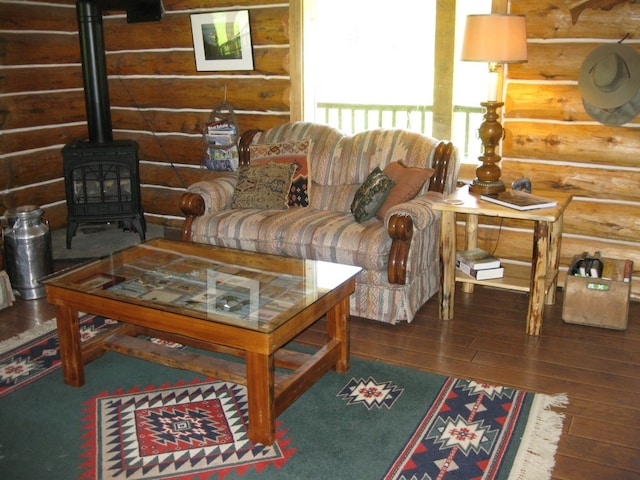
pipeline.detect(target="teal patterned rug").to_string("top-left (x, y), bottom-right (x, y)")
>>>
top-left (0, 318), bottom-right (567, 479)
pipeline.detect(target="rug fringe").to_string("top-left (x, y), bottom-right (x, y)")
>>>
top-left (508, 392), bottom-right (569, 480)
top-left (0, 318), bottom-right (58, 354)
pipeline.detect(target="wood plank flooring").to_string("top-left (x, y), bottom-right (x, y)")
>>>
top-left (1, 281), bottom-right (638, 479)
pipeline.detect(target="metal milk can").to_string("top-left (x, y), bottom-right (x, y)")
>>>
top-left (2, 205), bottom-right (53, 299)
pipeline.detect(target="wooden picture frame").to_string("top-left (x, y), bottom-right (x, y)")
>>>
top-left (190, 10), bottom-right (254, 72)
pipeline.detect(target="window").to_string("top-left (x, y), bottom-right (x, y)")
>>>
top-left (301, 0), bottom-right (491, 162)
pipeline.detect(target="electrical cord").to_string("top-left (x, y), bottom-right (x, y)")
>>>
top-left (116, 75), bottom-right (188, 189)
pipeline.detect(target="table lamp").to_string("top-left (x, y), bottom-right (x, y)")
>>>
top-left (461, 14), bottom-right (528, 194)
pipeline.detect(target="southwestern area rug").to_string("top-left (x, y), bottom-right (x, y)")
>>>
top-left (0, 317), bottom-right (567, 479)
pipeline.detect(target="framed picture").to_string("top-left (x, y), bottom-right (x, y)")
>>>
top-left (190, 10), bottom-right (254, 71)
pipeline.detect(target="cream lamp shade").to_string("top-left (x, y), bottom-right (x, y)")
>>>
top-left (461, 14), bottom-right (528, 64)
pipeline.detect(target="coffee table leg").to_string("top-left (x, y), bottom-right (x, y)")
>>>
top-left (246, 351), bottom-right (275, 445)
top-left (56, 306), bottom-right (85, 386)
top-left (327, 295), bottom-right (350, 373)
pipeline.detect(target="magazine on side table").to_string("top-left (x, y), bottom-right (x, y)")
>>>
top-left (481, 190), bottom-right (557, 211)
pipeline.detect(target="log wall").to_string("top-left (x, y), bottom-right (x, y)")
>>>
top-left (0, 0), bottom-right (290, 230)
top-left (479, 0), bottom-right (640, 296)
top-left (2, 0), bottom-right (639, 297)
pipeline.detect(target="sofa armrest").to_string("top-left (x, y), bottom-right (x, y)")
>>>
top-left (385, 191), bottom-right (444, 285)
top-left (383, 191), bottom-right (444, 231)
top-left (179, 193), bottom-right (204, 241)
top-left (179, 176), bottom-right (237, 241)
top-left (187, 177), bottom-right (237, 212)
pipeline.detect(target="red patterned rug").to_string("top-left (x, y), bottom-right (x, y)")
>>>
top-left (79, 379), bottom-right (295, 479)
top-left (0, 315), bottom-right (117, 397)
top-left (382, 377), bottom-right (567, 479)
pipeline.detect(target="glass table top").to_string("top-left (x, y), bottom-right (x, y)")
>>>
top-left (44, 238), bottom-right (361, 333)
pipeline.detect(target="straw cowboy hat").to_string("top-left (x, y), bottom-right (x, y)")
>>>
top-left (578, 43), bottom-right (640, 126)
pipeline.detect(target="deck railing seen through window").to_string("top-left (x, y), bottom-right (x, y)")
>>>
top-left (316, 102), bottom-right (484, 161)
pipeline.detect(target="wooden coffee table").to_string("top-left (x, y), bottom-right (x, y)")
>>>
top-left (44, 238), bottom-right (361, 445)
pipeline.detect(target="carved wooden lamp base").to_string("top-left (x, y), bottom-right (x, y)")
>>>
top-left (469, 101), bottom-right (506, 195)
top-left (470, 178), bottom-right (505, 195)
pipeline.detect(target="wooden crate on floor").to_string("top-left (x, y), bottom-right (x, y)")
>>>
top-left (562, 258), bottom-right (632, 330)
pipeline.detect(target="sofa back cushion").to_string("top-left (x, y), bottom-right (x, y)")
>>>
top-left (253, 122), bottom-right (455, 211)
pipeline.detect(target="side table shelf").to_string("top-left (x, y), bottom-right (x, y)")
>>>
top-left (433, 185), bottom-right (573, 335)
top-left (456, 263), bottom-right (560, 294)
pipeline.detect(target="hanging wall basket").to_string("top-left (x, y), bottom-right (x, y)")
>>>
top-left (202, 101), bottom-right (240, 171)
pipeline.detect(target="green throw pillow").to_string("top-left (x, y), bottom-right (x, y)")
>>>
top-left (350, 167), bottom-right (396, 222)
top-left (231, 163), bottom-right (298, 210)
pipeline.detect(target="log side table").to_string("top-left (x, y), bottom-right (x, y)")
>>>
top-left (432, 185), bottom-right (573, 335)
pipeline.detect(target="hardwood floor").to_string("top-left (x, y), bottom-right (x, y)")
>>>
top-left (1, 280), bottom-right (638, 479)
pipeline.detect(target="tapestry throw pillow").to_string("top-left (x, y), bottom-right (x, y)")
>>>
top-left (376, 161), bottom-right (435, 220)
top-left (231, 162), bottom-right (298, 210)
top-left (250, 139), bottom-right (312, 207)
top-left (350, 167), bottom-right (396, 223)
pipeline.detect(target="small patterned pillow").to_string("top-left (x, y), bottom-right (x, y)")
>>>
top-left (376, 161), bottom-right (435, 220)
top-left (250, 139), bottom-right (312, 207)
top-left (350, 167), bottom-right (396, 223)
top-left (231, 163), bottom-right (299, 210)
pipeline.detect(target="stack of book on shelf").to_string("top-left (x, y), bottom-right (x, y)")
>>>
top-left (455, 248), bottom-right (504, 280)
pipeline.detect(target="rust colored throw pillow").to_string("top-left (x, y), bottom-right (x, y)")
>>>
top-left (231, 163), bottom-right (298, 210)
top-left (375, 161), bottom-right (435, 220)
top-left (351, 167), bottom-right (396, 223)
top-left (250, 139), bottom-right (312, 207)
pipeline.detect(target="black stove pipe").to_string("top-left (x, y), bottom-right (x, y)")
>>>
top-left (76, 0), bottom-right (113, 144)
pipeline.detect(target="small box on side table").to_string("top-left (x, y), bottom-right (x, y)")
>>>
top-left (563, 258), bottom-right (632, 330)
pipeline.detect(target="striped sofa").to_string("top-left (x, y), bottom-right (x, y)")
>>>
top-left (180, 122), bottom-right (459, 324)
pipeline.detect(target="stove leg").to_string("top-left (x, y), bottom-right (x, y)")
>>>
top-left (66, 220), bottom-right (79, 249)
top-left (132, 215), bottom-right (146, 243)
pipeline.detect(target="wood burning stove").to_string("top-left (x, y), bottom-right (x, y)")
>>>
top-left (63, 139), bottom-right (145, 248)
top-left (63, 0), bottom-right (162, 248)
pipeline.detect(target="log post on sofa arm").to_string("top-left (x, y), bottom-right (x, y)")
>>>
top-left (387, 214), bottom-right (413, 285)
top-left (179, 192), bottom-right (205, 242)
top-left (428, 141), bottom-right (454, 194)
top-left (239, 129), bottom-right (264, 166)
top-left (386, 140), bottom-right (453, 285)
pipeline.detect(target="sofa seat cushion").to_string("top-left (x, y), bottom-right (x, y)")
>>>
top-left (267, 209), bottom-right (391, 270)
top-left (190, 208), bottom-right (303, 254)
top-left (190, 207), bottom-right (391, 271)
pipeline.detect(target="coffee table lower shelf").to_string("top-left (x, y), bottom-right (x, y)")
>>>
top-left (102, 325), bottom-right (342, 414)
top-left (74, 321), bottom-right (346, 446)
